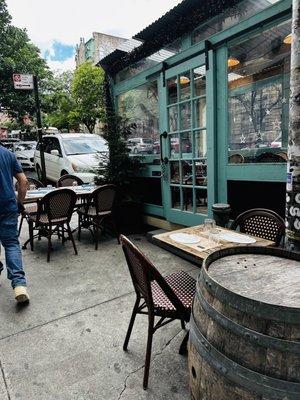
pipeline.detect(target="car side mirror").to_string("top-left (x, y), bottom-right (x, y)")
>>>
top-left (50, 149), bottom-right (60, 156)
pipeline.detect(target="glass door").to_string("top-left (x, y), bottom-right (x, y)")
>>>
top-left (161, 54), bottom-right (214, 225)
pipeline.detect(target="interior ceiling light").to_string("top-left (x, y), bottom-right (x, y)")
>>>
top-left (179, 76), bottom-right (190, 85)
top-left (228, 58), bottom-right (240, 67)
top-left (283, 34), bottom-right (292, 44)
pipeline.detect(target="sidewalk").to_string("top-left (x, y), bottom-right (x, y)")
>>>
top-left (0, 226), bottom-right (199, 400)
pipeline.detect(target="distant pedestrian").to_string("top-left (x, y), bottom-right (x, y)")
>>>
top-left (0, 144), bottom-right (29, 302)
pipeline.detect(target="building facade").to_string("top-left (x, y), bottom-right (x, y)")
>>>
top-left (75, 32), bottom-right (127, 67)
top-left (101, 0), bottom-right (292, 226)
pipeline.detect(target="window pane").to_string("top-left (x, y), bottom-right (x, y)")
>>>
top-left (228, 20), bottom-right (291, 164)
top-left (195, 188), bottom-right (208, 214)
top-left (195, 161), bottom-right (207, 187)
top-left (171, 186), bottom-right (181, 209)
top-left (169, 133), bottom-right (179, 158)
top-left (118, 81), bottom-right (159, 157)
top-left (168, 77), bottom-right (177, 104)
top-left (181, 131), bottom-right (192, 158)
top-left (183, 188), bottom-right (193, 212)
top-left (182, 160), bottom-right (193, 185)
top-left (170, 161), bottom-right (180, 184)
top-left (193, 66), bottom-right (206, 97)
top-left (194, 130), bottom-right (207, 158)
top-left (180, 102), bottom-right (191, 131)
top-left (179, 71), bottom-right (191, 101)
top-left (168, 106), bottom-right (178, 132)
top-left (194, 99), bottom-right (206, 128)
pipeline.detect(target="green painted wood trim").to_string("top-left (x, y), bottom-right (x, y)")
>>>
top-left (216, 46), bottom-right (228, 204)
top-left (226, 163), bottom-right (286, 182)
top-left (143, 203), bottom-right (164, 217)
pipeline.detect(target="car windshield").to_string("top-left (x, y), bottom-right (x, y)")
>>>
top-left (142, 139), bottom-right (153, 144)
top-left (15, 142), bottom-right (36, 151)
top-left (63, 137), bottom-right (108, 155)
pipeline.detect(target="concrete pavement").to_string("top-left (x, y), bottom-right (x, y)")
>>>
top-left (0, 223), bottom-right (200, 400)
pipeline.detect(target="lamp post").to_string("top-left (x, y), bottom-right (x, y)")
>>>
top-left (285, 0), bottom-right (300, 250)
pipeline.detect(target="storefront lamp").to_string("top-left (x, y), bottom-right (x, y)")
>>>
top-left (179, 76), bottom-right (190, 85)
top-left (283, 34), bottom-right (292, 45)
top-left (228, 58), bottom-right (240, 67)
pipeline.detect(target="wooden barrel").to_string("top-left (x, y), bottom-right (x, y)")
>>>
top-left (188, 246), bottom-right (300, 400)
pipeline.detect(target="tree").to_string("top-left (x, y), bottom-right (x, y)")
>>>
top-left (71, 62), bottom-right (105, 133)
top-left (0, 0), bottom-right (50, 126)
top-left (285, 0), bottom-right (300, 249)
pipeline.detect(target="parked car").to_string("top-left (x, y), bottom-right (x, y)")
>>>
top-left (13, 141), bottom-right (37, 170)
top-left (34, 133), bottom-right (108, 183)
top-left (127, 138), bottom-right (153, 154)
top-left (0, 138), bottom-right (20, 151)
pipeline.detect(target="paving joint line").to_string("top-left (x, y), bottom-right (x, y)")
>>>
top-left (0, 358), bottom-right (11, 400)
top-left (0, 290), bottom-right (134, 342)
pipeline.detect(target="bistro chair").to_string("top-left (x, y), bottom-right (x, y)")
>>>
top-left (27, 188), bottom-right (78, 262)
top-left (120, 235), bottom-right (196, 389)
top-left (16, 177), bottom-right (45, 236)
top-left (231, 208), bottom-right (285, 246)
top-left (57, 174), bottom-right (84, 187)
top-left (77, 184), bottom-right (119, 249)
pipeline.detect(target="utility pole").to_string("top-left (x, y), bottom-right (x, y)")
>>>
top-left (33, 75), bottom-right (47, 185)
top-left (285, 0), bottom-right (300, 250)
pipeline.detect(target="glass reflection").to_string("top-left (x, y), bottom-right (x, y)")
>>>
top-left (181, 160), bottom-right (193, 185)
top-left (180, 102), bottom-right (191, 131)
top-left (171, 186), bottom-right (181, 209)
top-left (194, 130), bottom-right (207, 158)
top-left (181, 132), bottom-right (192, 158)
top-left (168, 106), bottom-right (178, 132)
top-left (194, 98), bottom-right (206, 128)
top-left (196, 188), bottom-right (208, 214)
top-left (183, 188), bottom-right (193, 212)
top-left (179, 71), bottom-right (191, 101)
top-left (193, 66), bottom-right (206, 97)
top-left (170, 161), bottom-right (180, 184)
top-left (168, 78), bottom-right (177, 105)
top-left (195, 161), bottom-right (207, 186)
top-left (169, 133), bottom-right (180, 158)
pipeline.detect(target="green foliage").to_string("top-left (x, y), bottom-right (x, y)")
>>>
top-left (94, 112), bottom-right (142, 189)
top-left (71, 62), bottom-right (105, 133)
top-left (0, 0), bottom-right (50, 123)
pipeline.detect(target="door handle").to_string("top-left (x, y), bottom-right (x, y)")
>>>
top-left (160, 131), bottom-right (168, 163)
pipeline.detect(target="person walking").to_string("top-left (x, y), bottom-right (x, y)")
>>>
top-left (0, 143), bottom-right (29, 303)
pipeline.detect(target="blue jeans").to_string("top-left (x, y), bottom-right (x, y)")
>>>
top-left (0, 211), bottom-right (26, 289)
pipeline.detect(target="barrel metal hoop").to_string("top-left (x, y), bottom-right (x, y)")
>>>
top-left (195, 289), bottom-right (300, 355)
top-left (200, 262), bottom-right (300, 324)
top-left (190, 316), bottom-right (300, 399)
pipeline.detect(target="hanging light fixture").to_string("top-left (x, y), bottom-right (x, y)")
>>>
top-left (179, 76), bottom-right (190, 85)
top-left (228, 57), bottom-right (240, 67)
top-left (283, 33), bottom-right (292, 44)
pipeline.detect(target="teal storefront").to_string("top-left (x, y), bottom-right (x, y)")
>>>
top-left (100, 0), bottom-right (292, 227)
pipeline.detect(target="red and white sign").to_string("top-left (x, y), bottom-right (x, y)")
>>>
top-left (13, 74), bottom-right (34, 90)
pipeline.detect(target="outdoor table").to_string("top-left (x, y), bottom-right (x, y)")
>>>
top-left (151, 225), bottom-right (274, 265)
top-left (20, 185), bottom-right (98, 204)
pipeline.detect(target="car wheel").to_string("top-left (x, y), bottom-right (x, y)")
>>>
top-left (61, 170), bottom-right (68, 177)
top-left (36, 164), bottom-right (42, 181)
top-left (133, 148), bottom-right (138, 154)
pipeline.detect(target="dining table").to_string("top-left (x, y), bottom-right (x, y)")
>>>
top-left (20, 184), bottom-right (98, 204)
top-left (151, 225), bottom-right (274, 266)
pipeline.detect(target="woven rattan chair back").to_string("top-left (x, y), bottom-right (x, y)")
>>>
top-left (57, 174), bottom-right (84, 187)
top-left (38, 188), bottom-right (77, 224)
top-left (15, 177), bottom-right (44, 191)
top-left (92, 184), bottom-right (117, 214)
top-left (231, 208), bottom-right (285, 246)
top-left (120, 235), bottom-right (186, 316)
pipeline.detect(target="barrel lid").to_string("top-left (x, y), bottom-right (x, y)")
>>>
top-left (201, 247), bottom-right (300, 323)
top-left (212, 203), bottom-right (231, 211)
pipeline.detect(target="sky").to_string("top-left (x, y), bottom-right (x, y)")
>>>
top-left (6, 0), bottom-right (182, 71)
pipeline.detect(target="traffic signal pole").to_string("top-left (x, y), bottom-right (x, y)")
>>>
top-left (33, 75), bottom-right (47, 185)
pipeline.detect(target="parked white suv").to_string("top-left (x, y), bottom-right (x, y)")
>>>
top-left (34, 133), bottom-right (108, 183)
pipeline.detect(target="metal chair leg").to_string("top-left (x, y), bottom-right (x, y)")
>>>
top-left (47, 226), bottom-right (52, 262)
top-left (67, 222), bottom-right (78, 255)
top-left (123, 297), bottom-right (140, 351)
top-left (143, 315), bottom-right (154, 390)
top-left (94, 224), bottom-right (99, 250)
top-left (29, 221), bottom-right (34, 251)
top-left (18, 214), bottom-right (25, 236)
top-left (78, 213), bottom-right (81, 241)
top-left (179, 331), bottom-right (189, 355)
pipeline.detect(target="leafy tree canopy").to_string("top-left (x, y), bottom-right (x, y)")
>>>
top-left (70, 62), bottom-right (105, 133)
top-left (0, 0), bottom-right (50, 125)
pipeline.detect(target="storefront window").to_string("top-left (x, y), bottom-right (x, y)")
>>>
top-left (117, 81), bottom-right (159, 157)
top-left (192, 0), bottom-right (280, 44)
top-left (228, 19), bottom-right (291, 164)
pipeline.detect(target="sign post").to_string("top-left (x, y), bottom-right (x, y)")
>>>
top-left (13, 74), bottom-right (47, 184)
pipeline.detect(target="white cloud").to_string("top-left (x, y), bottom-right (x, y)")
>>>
top-left (46, 56), bottom-right (76, 72)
